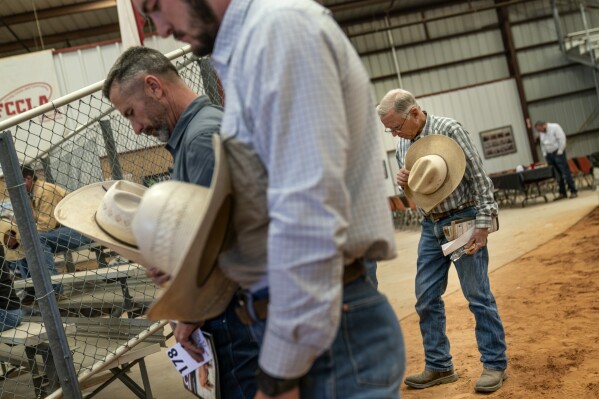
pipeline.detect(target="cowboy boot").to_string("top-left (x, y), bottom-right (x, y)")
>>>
top-left (474, 368), bottom-right (507, 393)
top-left (404, 368), bottom-right (458, 389)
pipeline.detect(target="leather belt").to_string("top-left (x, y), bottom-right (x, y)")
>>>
top-left (235, 259), bottom-right (367, 325)
top-left (425, 200), bottom-right (476, 222)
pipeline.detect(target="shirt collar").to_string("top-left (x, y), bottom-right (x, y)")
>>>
top-left (411, 111), bottom-right (430, 143)
top-left (211, 0), bottom-right (253, 67)
top-left (166, 95), bottom-right (211, 152)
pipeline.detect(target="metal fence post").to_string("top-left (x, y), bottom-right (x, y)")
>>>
top-left (0, 130), bottom-right (83, 399)
top-left (99, 120), bottom-right (123, 180)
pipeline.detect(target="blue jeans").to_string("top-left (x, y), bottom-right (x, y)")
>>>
top-left (364, 259), bottom-right (378, 288)
top-left (202, 294), bottom-right (262, 399)
top-left (241, 278), bottom-right (405, 399)
top-left (0, 308), bottom-right (23, 332)
top-left (416, 207), bottom-right (507, 372)
top-left (9, 227), bottom-right (92, 293)
top-left (546, 151), bottom-right (577, 196)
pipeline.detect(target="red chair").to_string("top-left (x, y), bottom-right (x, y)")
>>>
top-left (575, 156), bottom-right (595, 189)
top-left (568, 158), bottom-right (593, 189)
top-left (388, 197), bottom-right (402, 229)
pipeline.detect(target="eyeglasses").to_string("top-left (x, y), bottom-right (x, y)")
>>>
top-left (384, 106), bottom-right (414, 134)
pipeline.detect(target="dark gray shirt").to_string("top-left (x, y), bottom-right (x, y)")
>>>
top-left (166, 95), bottom-right (223, 187)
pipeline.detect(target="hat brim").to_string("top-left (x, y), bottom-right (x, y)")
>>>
top-left (147, 263), bottom-right (238, 321)
top-left (55, 135), bottom-right (237, 322)
top-left (404, 134), bottom-right (466, 212)
top-left (138, 134), bottom-right (237, 321)
top-left (54, 180), bottom-right (146, 265)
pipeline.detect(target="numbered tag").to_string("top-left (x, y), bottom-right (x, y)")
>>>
top-left (166, 329), bottom-right (214, 377)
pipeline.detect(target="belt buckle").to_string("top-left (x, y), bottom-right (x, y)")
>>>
top-left (235, 290), bottom-right (259, 325)
top-left (428, 212), bottom-right (443, 223)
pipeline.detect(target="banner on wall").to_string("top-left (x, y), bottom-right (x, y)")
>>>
top-left (0, 50), bottom-right (65, 162)
top-left (117, 0), bottom-right (145, 49)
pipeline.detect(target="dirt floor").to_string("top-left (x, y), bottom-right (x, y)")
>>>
top-left (400, 206), bottom-right (599, 399)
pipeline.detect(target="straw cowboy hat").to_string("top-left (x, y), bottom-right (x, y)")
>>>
top-left (54, 135), bottom-right (238, 321)
top-left (0, 218), bottom-right (20, 249)
top-left (404, 134), bottom-right (466, 212)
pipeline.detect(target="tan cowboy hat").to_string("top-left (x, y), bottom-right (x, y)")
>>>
top-left (0, 217), bottom-right (20, 247)
top-left (55, 135), bottom-right (238, 321)
top-left (404, 134), bottom-right (466, 212)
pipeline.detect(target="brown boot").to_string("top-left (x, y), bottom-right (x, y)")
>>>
top-left (404, 368), bottom-right (458, 389)
top-left (474, 368), bottom-right (507, 393)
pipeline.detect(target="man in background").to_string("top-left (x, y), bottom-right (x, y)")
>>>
top-left (0, 219), bottom-right (23, 331)
top-left (134, 0), bottom-right (406, 398)
top-left (6, 166), bottom-right (92, 302)
top-left (534, 120), bottom-right (577, 200)
top-left (103, 46), bottom-right (260, 399)
top-left (378, 88), bottom-right (507, 393)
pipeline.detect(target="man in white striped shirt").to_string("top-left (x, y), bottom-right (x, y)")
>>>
top-left (133, 0), bottom-right (406, 398)
top-left (378, 88), bottom-right (507, 394)
top-left (534, 121), bottom-right (577, 200)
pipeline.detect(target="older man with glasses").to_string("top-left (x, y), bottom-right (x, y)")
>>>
top-left (378, 88), bottom-right (508, 394)
top-left (384, 106), bottom-right (415, 135)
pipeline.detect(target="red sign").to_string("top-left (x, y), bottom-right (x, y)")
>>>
top-left (0, 82), bottom-right (53, 119)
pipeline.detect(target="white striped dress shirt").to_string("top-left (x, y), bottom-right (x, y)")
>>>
top-left (212, 0), bottom-right (397, 379)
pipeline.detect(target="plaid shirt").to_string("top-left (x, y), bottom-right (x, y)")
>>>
top-left (396, 113), bottom-right (497, 228)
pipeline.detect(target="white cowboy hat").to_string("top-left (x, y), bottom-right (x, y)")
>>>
top-left (55, 135), bottom-right (237, 321)
top-left (404, 134), bottom-right (466, 212)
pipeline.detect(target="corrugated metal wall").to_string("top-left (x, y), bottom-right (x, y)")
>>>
top-left (509, 0), bottom-right (599, 159)
top-left (345, 0), bottom-right (598, 193)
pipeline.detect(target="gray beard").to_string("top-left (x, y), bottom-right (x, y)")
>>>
top-left (157, 128), bottom-right (170, 143)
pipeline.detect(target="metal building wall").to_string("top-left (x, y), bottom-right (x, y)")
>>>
top-left (349, 0), bottom-right (508, 101)
top-left (343, 0), bottom-right (598, 186)
top-left (510, 0), bottom-right (599, 159)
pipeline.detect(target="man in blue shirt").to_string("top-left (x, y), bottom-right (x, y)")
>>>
top-left (103, 46), bottom-right (260, 399)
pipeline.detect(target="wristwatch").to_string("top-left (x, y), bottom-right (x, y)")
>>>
top-left (256, 367), bottom-right (300, 396)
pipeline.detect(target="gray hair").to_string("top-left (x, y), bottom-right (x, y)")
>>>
top-left (377, 89), bottom-right (420, 116)
top-left (102, 46), bottom-right (179, 98)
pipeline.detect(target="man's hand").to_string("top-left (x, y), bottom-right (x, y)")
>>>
top-left (396, 168), bottom-right (410, 188)
top-left (174, 321), bottom-right (205, 362)
top-left (145, 267), bottom-right (171, 286)
top-left (254, 387), bottom-right (300, 399)
top-left (465, 228), bottom-right (489, 255)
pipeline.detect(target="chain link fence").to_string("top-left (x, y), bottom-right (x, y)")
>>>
top-left (0, 45), bottom-right (222, 398)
